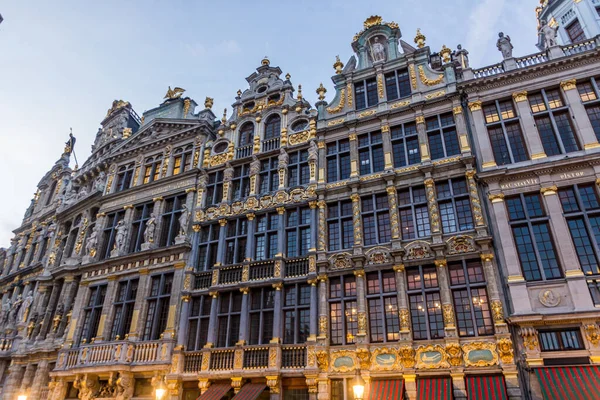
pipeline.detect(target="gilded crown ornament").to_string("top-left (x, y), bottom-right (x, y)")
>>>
top-left (414, 28), bottom-right (426, 49)
top-left (204, 97), bottom-right (214, 109)
top-left (285, 73), bottom-right (291, 80)
top-left (333, 55), bottom-right (344, 74)
top-left (364, 15), bottom-right (383, 29)
top-left (316, 83), bottom-right (327, 101)
top-left (221, 108), bottom-right (227, 124)
top-left (261, 56), bottom-right (270, 66)
top-left (440, 45), bottom-right (452, 63)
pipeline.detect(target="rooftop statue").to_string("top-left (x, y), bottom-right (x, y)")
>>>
top-left (497, 32), bottom-right (513, 59)
top-left (539, 20), bottom-right (559, 48)
top-left (164, 86), bottom-right (185, 100)
top-left (370, 37), bottom-right (386, 62)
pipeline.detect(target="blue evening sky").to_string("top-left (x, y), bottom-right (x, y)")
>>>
top-left (0, 0), bottom-right (539, 245)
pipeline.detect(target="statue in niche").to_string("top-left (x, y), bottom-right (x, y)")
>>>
top-left (250, 155), bottom-right (261, 176)
top-left (77, 186), bottom-right (88, 199)
top-left (94, 171), bottom-right (107, 192)
top-left (114, 220), bottom-right (127, 252)
top-left (9, 294), bottom-right (23, 325)
top-left (223, 162), bottom-right (234, 182)
top-left (46, 221), bottom-right (57, 238)
top-left (178, 205), bottom-right (189, 237)
top-left (370, 36), bottom-right (386, 62)
top-left (85, 226), bottom-right (98, 256)
top-left (497, 32), bottom-right (513, 59)
top-left (198, 170), bottom-right (209, 188)
top-left (18, 290), bottom-right (33, 323)
top-left (63, 189), bottom-right (77, 206)
top-left (539, 20), bottom-right (559, 48)
top-left (144, 213), bottom-right (157, 243)
top-left (278, 148), bottom-right (289, 169)
top-left (0, 297), bottom-right (11, 325)
top-left (308, 140), bottom-right (318, 162)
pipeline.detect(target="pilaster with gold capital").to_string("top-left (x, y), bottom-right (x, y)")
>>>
top-left (317, 201), bottom-right (327, 251)
top-left (350, 193), bottom-right (363, 246)
top-left (424, 178), bottom-right (441, 235)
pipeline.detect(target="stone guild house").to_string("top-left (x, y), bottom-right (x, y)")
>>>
top-left (0, 3), bottom-right (600, 400)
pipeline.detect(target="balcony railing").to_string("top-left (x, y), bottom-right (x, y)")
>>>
top-left (515, 53), bottom-right (548, 68)
top-left (219, 266), bottom-right (243, 284)
top-left (562, 38), bottom-right (597, 56)
top-left (249, 261), bottom-right (274, 281)
top-left (0, 338), bottom-right (13, 352)
top-left (243, 346), bottom-right (269, 369)
top-left (285, 257), bottom-right (309, 277)
top-left (472, 63), bottom-right (504, 79)
top-left (236, 145), bottom-right (253, 159)
top-left (210, 349), bottom-right (234, 370)
top-left (56, 340), bottom-right (171, 370)
top-left (194, 271), bottom-right (212, 290)
top-left (183, 351), bottom-right (203, 373)
top-left (282, 346), bottom-right (306, 369)
top-left (262, 137), bottom-right (280, 152)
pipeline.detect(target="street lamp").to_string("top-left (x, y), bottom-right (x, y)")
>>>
top-left (155, 379), bottom-right (166, 400)
top-left (352, 369), bottom-right (365, 400)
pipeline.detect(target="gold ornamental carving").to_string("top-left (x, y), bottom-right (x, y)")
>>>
top-left (462, 342), bottom-right (499, 367)
top-left (288, 130), bottom-right (310, 146)
top-left (520, 327), bottom-right (539, 351)
top-left (560, 79), bottom-right (577, 91)
top-left (346, 83), bottom-right (353, 107)
top-left (424, 90), bottom-right (445, 100)
top-left (488, 193), bottom-right (505, 203)
top-left (512, 91), bottom-right (528, 102)
top-left (418, 65), bottom-right (444, 86)
top-left (490, 300), bottom-right (505, 323)
top-left (425, 181), bottom-right (440, 233)
top-left (318, 316), bottom-right (327, 337)
top-left (357, 312), bottom-right (367, 335)
top-left (446, 235), bottom-right (476, 255)
top-left (414, 28), bottom-right (426, 48)
top-left (466, 172), bottom-right (485, 226)
top-left (370, 347), bottom-right (399, 371)
top-left (358, 110), bottom-right (377, 118)
top-left (316, 350), bottom-right (329, 370)
top-left (390, 100), bottom-right (411, 109)
top-left (327, 118), bottom-right (345, 127)
top-left (355, 348), bottom-right (370, 369)
top-left (442, 303), bottom-right (455, 327)
top-left (497, 338), bottom-right (515, 364)
top-left (415, 345), bottom-right (449, 369)
top-left (233, 349), bottom-right (243, 369)
top-left (409, 64), bottom-right (418, 90)
top-left (445, 342), bottom-right (463, 366)
top-left (399, 309), bottom-right (410, 332)
top-left (268, 347), bottom-right (278, 368)
top-left (398, 345), bottom-right (416, 368)
top-left (326, 89), bottom-right (346, 114)
top-left (377, 74), bottom-right (385, 98)
top-left (330, 350), bottom-right (357, 372)
top-left (584, 323), bottom-right (600, 347)
top-left (468, 101), bottom-right (482, 112)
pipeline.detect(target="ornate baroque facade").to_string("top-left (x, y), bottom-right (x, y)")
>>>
top-left (0, 12), bottom-right (600, 400)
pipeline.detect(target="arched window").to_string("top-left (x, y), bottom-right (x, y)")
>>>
top-left (264, 115), bottom-right (281, 140)
top-left (45, 181), bottom-right (57, 206)
top-left (291, 119), bottom-right (309, 132)
top-left (239, 123), bottom-right (254, 147)
top-left (173, 145), bottom-right (194, 175)
top-left (143, 155), bottom-right (163, 184)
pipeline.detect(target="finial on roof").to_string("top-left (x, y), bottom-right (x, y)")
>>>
top-left (316, 83), bottom-right (327, 101)
top-left (204, 97), bottom-right (214, 109)
top-left (297, 84), bottom-right (303, 101)
top-left (414, 28), bottom-right (426, 49)
top-left (222, 108), bottom-right (227, 124)
top-left (261, 56), bottom-right (270, 66)
top-left (440, 45), bottom-right (452, 63)
top-left (333, 55), bottom-right (344, 74)
top-left (237, 89), bottom-right (242, 97)
top-left (285, 73), bottom-right (291, 80)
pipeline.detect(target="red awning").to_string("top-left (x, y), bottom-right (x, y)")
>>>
top-left (231, 383), bottom-right (267, 400)
top-left (535, 366), bottom-right (600, 400)
top-left (466, 376), bottom-right (507, 400)
top-left (198, 383), bottom-right (232, 400)
top-left (369, 379), bottom-right (404, 400)
top-left (417, 377), bottom-right (453, 400)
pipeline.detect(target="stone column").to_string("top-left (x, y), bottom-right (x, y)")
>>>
top-left (177, 295), bottom-right (191, 348)
top-left (276, 207), bottom-right (286, 257)
top-left (308, 279), bottom-right (318, 341)
top-left (271, 283), bottom-right (283, 343)
top-left (540, 185), bottom-right (593, 310)
top-left (354, 269), bottom-right (367, 342)
top-left (479, 254), bottom-right (507, 330)
top-left (151, 197), bottom-right (165, 249)
top-left (317, 275), bottom-right (328, 340)
top-left (561, 79), bottom-right (599, 149)
top-left (205, 292), bottom-right (219, 347)
top-left (404, 374), bottom-right (417, 400)
top-left (66, 282), bottom-right (91, 345)
top-left (37, 281), bottom-right (61, 341)
top-left (215, 219), bottom-right (228, 267)
top-left (2, 363), bottom-right (25, 400)
top-left (451, 372), bottom-right (467, 400)
top-left (238, 288), bottom-right (249, 345)
top-left (309, 201), bottom-right (318, 252)
top-left (467, 100), bottom-right (497, 168)
top-left (20, 363), bottom-right (36, 395)
top-left (453, 105), bottom-right (472, 156)
top-left (132, 155), bottom-right (144, 187)
top-left (160, 144), bottom-right (173, 179)
top-left (245, 213), bottom-right (256, 262)
top-left (349, 131), bottom-right (359, 178)
top-left (350, 193), bottom-right (363, 249)
top-left (464, 170), bottom-right (487, 235)
top-left (317, 141), bottom-right (326, 184)
top-left (128, 269), bottom-right (150, 341)
top-left (29, 359), bottom-right (49, 400)
top-left (435, 260), bottom-right (457, 336)
top-left (386, 184), bottom-right (401, 242)
top-left (163, 263), bottom-right (186, 340)
top-left (31, 285), bottom-right (51, 340)
top-left (394, 265), bottom-right (411, 336)
top-left (512, 91), bottom-right (547, 160)
top-left (424, 177), bottom-right (442, 243)
top-left (317, 200), bottom-right (327, 252)
top-left (381, 124), bottom-right (394, 170)
top-left (415, 114), bottom-right (431, 163)
top-left (98, 277), bottom-right (119, 341)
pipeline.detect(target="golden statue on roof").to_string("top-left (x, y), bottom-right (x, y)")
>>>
top-left (164, 86), bottom-right (185, 100)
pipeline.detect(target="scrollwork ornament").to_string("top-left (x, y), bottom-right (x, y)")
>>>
top-left (490, 300), bottom-right (504, 323)
top-left (316, 350), bottom-right (328, 370)
top-left (442, 304), bottom-right (455, 328)
top-left (399, 345), bottom-right (416, 368)
top-left (445, 342), bottom-right (463, 366)
top-left (585, 323), bottom-right (600, 347)
top-left (497, 338), bottom-right (515, 364)
top-left (462, 341), bottom-right (499, 367)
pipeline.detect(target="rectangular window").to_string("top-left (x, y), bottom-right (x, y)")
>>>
top-left (231, 164), bottom-right (251, 201)
top-left (217, 291), bottom-right (243, 347)
top-left (406, 265), bottom-right (444, 340)
top-left (506, 193), bottom-right (562, 281)
top-left (159, 194), bottom-right (187, 247)
top-left (436, 178), bottom-right (474, 233)
top-left (539, 329), bottom-right (585, 351)
top-left (259, 157), bottom-right (279, 194)
top-left (426, 113), bottom-right (460, 160)
top-left (449, 260), bottom-right (494, 337)
top-left (559, 184), bottom-right (600, 276)
top-left (110, 279), bottom-right (138, 341)
top-left (172, 146), bottom-right (193, 176)
top-left (143, 273), bottom-right (173, 340)
top-left (329, 275), bottom-right (358, 345)
top-left (354, 78), bottom-right (378, 110)
top-left (366, 270), bottom-right (399, 342)
top-left (385, 68), bottom-right (411, 101)
top-left (286, 207), bottom-right (311, 257)
top-left (255, 212), bottom-right (279, 261)
top-left (196, 223), bottom-right (219, 271)
top-left (79, 284), bottom-right (107, 344)
top-left (206, 171), bottom-right (224, 206)
top-left (249, 287), bottom-right (275, 345)
top-left (99, 211), bottom-right (125, 260)
top-left (577, 81), bottom-right (598, 103)
top-left (129, 203), bottom-right (153, 253)
top-left (115, 164), bottom-right (134, 193)
top-left (143, 156), bottom-right (162, 184)
top-left (225, 218), bottom-right (248, 265)
top-left (187, 295), bottom-right (211, 350)
top-left (361, 193), bottom-right (391, 246)
top-left (283, 283), bottom-right (311, 344)
top-left (483, 100), bottom-right (529, 165)
top-left (288, 150), bottom-right (310, 187)
top-left (398, 186), bottom-right (431, 239)
top-left (326, 140), bottom-right (351, 183)
top-left (327, 200), bottom-right (354, 251)
top-left (588, 278), bottom-right (600, 306)
top-left (566, 19), bottom-right (586, 43)
top-left (391, 122), bottom-right (420, 167)
top-left (530, 89), bottom-right (580, 156)
top-left (358, 131), bottom-right (384, 175)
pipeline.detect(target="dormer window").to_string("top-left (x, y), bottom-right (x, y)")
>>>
top-left (213, 142), bottom-right (228, 154)
top-left (143, 155), bottom-right (163, 184)
top-left (173, 145), bottom-right (193, 175)
top-left (257, 86), bottom-right (268, 94)
top-left (243, 101), bottom-right (255, 113)
top-left (355, 78), bottom-right (378, 110)
top-left (291, 119), bottom-right (309, 132)
top-left (115, 164), bottom-right (135, 192)
top-left (239, 123), bottom-right (254, 147)
top-left (268, 94), bottom-right (281, 104)
top-left (264, 115), bottom-right (281, 140)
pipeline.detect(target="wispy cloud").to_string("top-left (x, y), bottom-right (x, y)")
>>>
top-left (465, 0), bottom-right (506, 67)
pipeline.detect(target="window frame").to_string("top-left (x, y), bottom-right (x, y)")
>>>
top-left (159, 194), bottom-right (187, 247)
top-left (172, 145), bottom-right (194, 176)
top-left (436, 178), bottom-right (474, 234)
top-left (258, 156), bottom-right (279, 195)
top-left (231, 163), bottom-right (251, 201)
top-left (217, 291), bottom-right (243, 348)
top-left (129, 202), bottom-right (153, 253)
top-left (366, 270), bottom-right (400, 343)
top-left (391, 122), bottom-right (420, 168)
top-left (110, 279), bottom-right (138, 341)
top-left (224, 217), bottom-right (248, 265)
top-left (99, 211), bottom-right (125, 260)
top-left (577, 78), bottom-right (600, 143)
top-left (187, 295), bottom-right (212, 350)
top-left (358, 131), bottom-right (385, 176)
top-left (142, 273), bottom-right (173, 341)
top-left (196, 223), bottom-right (220, 271)
top-left (361, 193), bottom-right (392, 246)
top-left (539, 328), bottom-right (585, 351)
top-left (326, 200), bottom-right (354, 252)
top-left (406, 265), bottom-right (445, 340)
top-left (483, 99), bottom-right (529, 165)
top-left (384, 68), bottom-right (411, 101)
top-left (142, 155), bottom-right (163, 184)
top-left (285, 206), bottom-right (311, 258)
top-left (254, 212), bottom-right (279, 261)
top-left (426, 113), bottom-right (460, 160)
top-left (205, 170), bottom-right (224, 206)
top-left (398, 186), bottom-right (431, 240)
top-left (329, 274), bottom-right (358, 346)
top-left (354, 78), bottom-right (378, 111)
top-left (326, 139), bottom-right (351, 183)
top-left (283, 282), bottom-right (311, 344)
top-left (248, 286), bottom-right (275, 345)
top-left (288, 149), bottom-right (310, 187)
top-left (115, 164), bottom-right (135, 193)
top-left (79, 284), bottom-right (107, 344)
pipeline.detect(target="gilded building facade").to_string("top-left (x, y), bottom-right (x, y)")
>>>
top-left (0, 10), bottom-right (599, 400)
